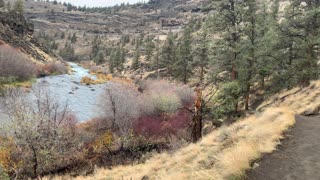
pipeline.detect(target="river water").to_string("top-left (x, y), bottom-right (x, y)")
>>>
top-left (0, 62), bottom-right (106, 125)
top-left (34, 62), bottom-right (106, 122)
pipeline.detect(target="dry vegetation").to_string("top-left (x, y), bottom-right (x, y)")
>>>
top-left (0, 45), bottom-right (36, 81)
top-left (48, 80), bottom-right (320, 180)
top-left (258, 81), bottom-right (320, 115)
top-left (54, 107), bottom-right (295, 180)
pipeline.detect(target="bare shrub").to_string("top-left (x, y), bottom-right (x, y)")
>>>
top-left (0, 86), bottom-right (78, 179)
top-left (139, 80), bottom-right (195, 114)
top-left (100, 82), bottom-right (140, 147)
top-left (0, 45), bottom-right (36, 81)
top-left (174, 84), bottom-right (196, 106)
top-left (150, 92), bottom-right (181, 113)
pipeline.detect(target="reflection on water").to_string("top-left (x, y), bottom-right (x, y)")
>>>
top-left (34, 62), bottom-right (105, 122)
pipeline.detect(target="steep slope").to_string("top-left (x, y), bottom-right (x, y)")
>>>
top-left (52, 107), bottom-right (295, 180)
top-left (49, 81), bottom-right (320, 180)
top-left (0, 11), bottom-right (57, 64)
top-left (22, 0), bottom-right (209, 62)
top-left (247, 115), bottom-right (320, 180)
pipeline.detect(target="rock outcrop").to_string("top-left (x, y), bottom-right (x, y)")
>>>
top-left (0, 11), bottom-right (56, 63)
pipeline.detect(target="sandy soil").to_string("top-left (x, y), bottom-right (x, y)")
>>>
top-left (247, 115), bottom-right (320, 180)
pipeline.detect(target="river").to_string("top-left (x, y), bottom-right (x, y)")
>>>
top-left (35, 62), bottom-right (106, 122)
top-left (0, 62), bottom-right (106, 122)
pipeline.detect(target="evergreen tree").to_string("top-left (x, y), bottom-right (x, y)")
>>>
top-left (13, 0), bottom-right (24, 14)
top-left (173, 24), bottom-right (193, 84)
top-left (70, 32), bottom-right (77, 43)
top-left (193, 29), bottom-right (209, 83)
top-left (152, 41), bottom-right (161, 71)
top-left (238, 0), bottom-right (260, 110)
top-left (145, 35), bottom-right (155, 69)
top-left (160, 31), bottom-right (176, 75)
top-left (6, 2), bottom-right (11, 12)
top-left (207, 0), bottom-right (245, 81)
top-left (279, 0), bottom-right (320, 87)
top-left (109, 51), bottom-right (116, 73)
top-left (0, 0), bottom-right (5, 9)
top-left (131, 48), bottom-right (140, 70)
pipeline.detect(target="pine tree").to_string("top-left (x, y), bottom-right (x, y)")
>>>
top-left (131, 40), bottom-right (141, 70)
top-left (207, 0), bottom-right (245, 81)
top-left (152, 41), bottom-right (161, 71)
top-left (193, 29), bottom-right (209, 83)
top-left (0, 0), bottom-right (5, 9)
top-left (109, 51), bottom-right (115, 73)
top-left (70, 32), bottom-right (77, 43)
top-left (6, 1), bottom-right (11, 11)
top-left (131, 49), bottom-right (140, 70)
top-left (145, 37), bottom-right (155, 62)
top-left (238, 0), bottom-right (260, 110)
top-left (173, 24), bottom-right (193, 84)
top-left (13, 0), bottom-right (24, 14)
top-left (280, 0), bottom-right (320, 87)
top-left (160, 31), bottom-right (176, 76)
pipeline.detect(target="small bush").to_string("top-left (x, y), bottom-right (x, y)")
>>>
top-left (80, 76), bottom-right (96, 85)
top-left (151, 92), bottom-right (181, 113)
top-left (0, 45), bottom-right (36, 81)
top-left (39, 61), bottom-right (68, 75)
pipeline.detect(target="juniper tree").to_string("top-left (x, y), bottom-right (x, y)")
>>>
top-left (131, 41), bottom-right (141, 70)
top-left (173, 24), bottom-right (193, 84)
top-left (0, 0), bottom-right (5, 9)
top-left (193, 29), bottom-right (209, 83)
top-left (13, 0), bottom-right (24, 14)
top-left (160, 31), bottom-right (177, 76)
top-left (279, 0), bottom-right (320, 87)
top-left (207, 0), bottom-right (245, 81)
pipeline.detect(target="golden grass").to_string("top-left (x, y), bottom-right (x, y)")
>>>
top-left (80, 74), bottom-right (113, 85)
top-left (49, 79), bottom-right (320, 180)
top-left (50, 107), bottom-right (295, 180)
top-left (258, 81), bottom-right (320, 115)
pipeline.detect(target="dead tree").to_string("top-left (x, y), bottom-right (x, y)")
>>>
top-left (191, 86), bottom-right (203, 143)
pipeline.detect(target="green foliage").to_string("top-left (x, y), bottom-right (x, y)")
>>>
top-left (13, 0), bottom-right (24, 14)
top-left (151, 92), bottom-right (181, 113)
top-left (70, 32), bottom-right (77, 43)
top-left (59, 42), bottom-right (77, 61)
top-left (159, 32), bottom-right (177, 75)
top-left (0, 0), bottom-right (4, 8)
top-left (173, 24), bottom-right (193, 84)
top-left (214, 81), bottom-right (242, 119)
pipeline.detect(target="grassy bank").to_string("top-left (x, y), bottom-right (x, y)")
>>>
top-left (50, 107), bottom-right (295, 180)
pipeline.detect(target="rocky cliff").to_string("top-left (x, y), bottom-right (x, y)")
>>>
top-left (0, 11), bottom-right (57, 63)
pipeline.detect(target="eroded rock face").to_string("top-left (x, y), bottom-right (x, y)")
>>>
top-left (0, 11), bottom-right (34, 36)
top-left (0, 11), bottom-right (55, 63)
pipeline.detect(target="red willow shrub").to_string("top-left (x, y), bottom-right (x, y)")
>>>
top-left (99, 80), bottom-right (196, 144)
top-left (0, 45), bottom-right (36, 81)
top-left (37, 61), bottom-right (68, 76)
top-left (134, 109), bottom-right (192, 138)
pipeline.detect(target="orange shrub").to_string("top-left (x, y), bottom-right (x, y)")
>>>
top-left (80, 74), bottom-right (113, 85)
top-left (0, 137), bottom-right (22, 173)
top-left (93, 132), bottom-right (113, 153)
top-left (80, 76), bottom-right (96, 85)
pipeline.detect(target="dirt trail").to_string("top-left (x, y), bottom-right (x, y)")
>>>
top-left (247, 115), bottom-right (320, 180)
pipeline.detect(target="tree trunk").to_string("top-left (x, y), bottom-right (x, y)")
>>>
top-left (245, 84), bottom-right (250, 110)
top-left (191, 88), bottom-right (203, 143)
top-left (31, 145), bottom-right (38, 179)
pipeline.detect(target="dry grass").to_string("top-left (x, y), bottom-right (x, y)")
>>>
top-left (80, 74), bottom-right (113, 85)
top-left (49, 79), bottom-right (320, 180)
top-left (50, 107), bottom-right (295, 180)
top-left (258, 81), bottom-right (320, 115)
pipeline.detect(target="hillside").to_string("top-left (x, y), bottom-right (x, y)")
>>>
top-left (52, 81), bottom-right (320, 180)
top-left (1, 0), bottom-right (320, 179)
top-left (0, 10), bottom-right (57, 64)
top-left (21, 0), bottom-right (209, 63)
